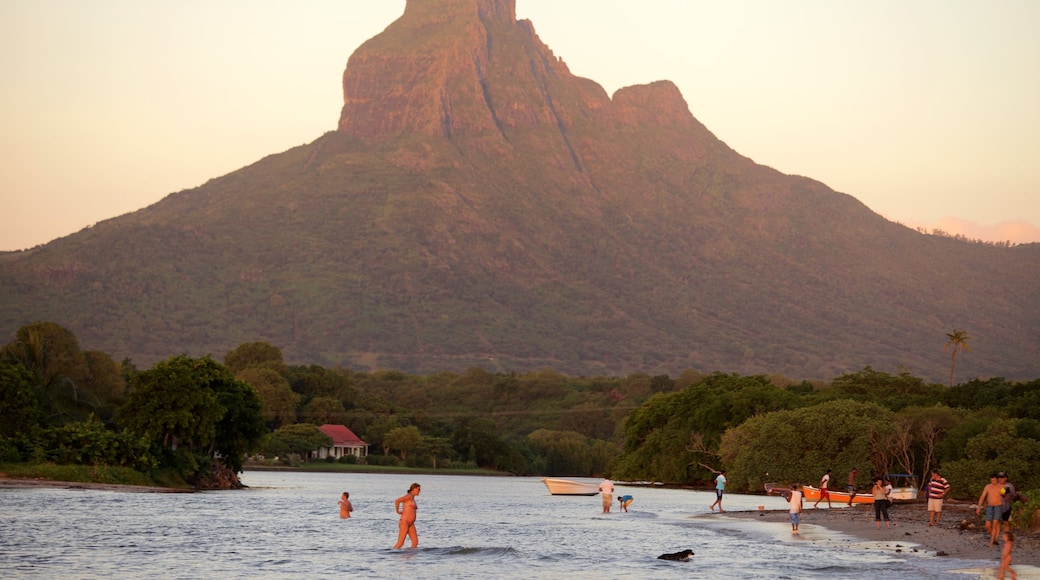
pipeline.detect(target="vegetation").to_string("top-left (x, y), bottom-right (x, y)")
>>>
top-left (944, 329), bottom-right (972, 386)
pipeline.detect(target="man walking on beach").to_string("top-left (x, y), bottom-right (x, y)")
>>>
top-left (813, 469), bottom-right (832, 509)
top-left (846, 468), bottom-right (859, 507)
top-left (977, 473), bottom-right (1004, 547)
top-left (999, 472), bottom-right (1018, 534)
top-left (927, 469), bottom-right (950, 526)
top-left (709, 470), bottom-right (727, 513)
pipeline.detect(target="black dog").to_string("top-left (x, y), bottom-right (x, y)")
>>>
top-left (657, 549), bottom-right (694, 561)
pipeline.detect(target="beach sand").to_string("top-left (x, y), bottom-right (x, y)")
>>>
top-left (723, 499), bottom-right (1040, 576)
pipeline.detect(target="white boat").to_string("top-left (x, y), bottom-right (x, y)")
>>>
top-left (885, 473), bottom-right (919, 500)
top-left (541, 478), bottom-right (601, 496)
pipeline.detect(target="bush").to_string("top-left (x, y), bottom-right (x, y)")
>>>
top-left (1010, 489), bottom-right (1040, 529)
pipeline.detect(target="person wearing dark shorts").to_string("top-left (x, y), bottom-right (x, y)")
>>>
top-left (846, 468), bottom-right (859, 506)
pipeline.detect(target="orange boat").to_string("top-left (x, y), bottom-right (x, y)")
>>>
top-left (800, 484), bottom-right (873, 504)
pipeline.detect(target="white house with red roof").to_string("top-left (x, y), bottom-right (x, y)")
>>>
top-left (316, 424), bottom-right (369, 459)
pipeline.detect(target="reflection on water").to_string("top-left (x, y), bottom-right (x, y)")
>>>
top-left (0, 471), bottom-right (996, 578)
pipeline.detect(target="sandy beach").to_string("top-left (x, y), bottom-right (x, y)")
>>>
top-left (723, 499), bottom-right (1040, 576)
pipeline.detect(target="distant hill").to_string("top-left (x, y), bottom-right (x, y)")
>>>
top-left (2, 0), bottom-right (1038, 383)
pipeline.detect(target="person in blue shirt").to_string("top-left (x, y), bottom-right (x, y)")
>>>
top-left (709, 470), bottom-right (727, 512)
top-left (617, 494), bottom-right (633, 512)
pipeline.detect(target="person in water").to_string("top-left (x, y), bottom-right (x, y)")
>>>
top-left (339, 491), bottom-right (353, 519)
top-left (393, 483), bottom-right (421, 549)
top-left (617, 495), bottom-right (633, 512)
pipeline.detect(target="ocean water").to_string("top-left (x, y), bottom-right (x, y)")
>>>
top-left (0, 471), bottom-right (1004, 579)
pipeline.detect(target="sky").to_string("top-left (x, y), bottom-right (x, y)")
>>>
top-left (2, 0), bottom-right (1039, 252)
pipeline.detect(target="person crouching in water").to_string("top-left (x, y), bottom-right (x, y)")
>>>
top-left (617, 495), bottom-right (633, 512)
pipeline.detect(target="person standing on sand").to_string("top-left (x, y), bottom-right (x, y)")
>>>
top-left (846, 468), bottom-right (859, 506)
top-left (599, 478), bottom-right (614, 513)
top-left (927, 469), bottom-right (949, 526)
top-left (872, 476), bottom-right (892, 529)
top-left (977, 473), bottom-right (1004, 547)
top-left (788, 483), bottom-right (804, 534)
top-left (1000, 530), bottom-right (1017, 580)
top-left (873, 480), bottom-right (890, 530)
top-left (709, 470), bottom-right (727, 513)
top-left (339, 491), bottom-right (354, 519)
top-left (999, 471), bottom-right (1018, 533)
top-left (813, 469), bottom-right (832, 509)
top-left (393, 483), bottom-right (421, 549)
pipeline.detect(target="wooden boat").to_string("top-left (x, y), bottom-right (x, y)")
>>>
top-left (541, 478), bottom-right (601, 496)
top-left (801, 484), bottom-right (874, 504)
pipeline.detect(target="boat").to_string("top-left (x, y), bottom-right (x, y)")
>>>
top-left (763, 482), bottom-right (791, 499)
top-left (885, 474), bottom-right (919, 500)
top-left (801, 484), bottom-right (874, 504)
top-left (541, 478), bottom-right (601, 496)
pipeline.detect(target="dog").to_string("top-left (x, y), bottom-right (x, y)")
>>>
top-left (657, 549), bottom-right (694, 561)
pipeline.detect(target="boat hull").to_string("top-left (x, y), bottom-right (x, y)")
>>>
top-left (801, 485), bottom-right (874, 504)
top-left (541, 478), bottom-right (601, 496)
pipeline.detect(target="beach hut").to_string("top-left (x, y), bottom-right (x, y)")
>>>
top-left (315, 424), bottom-right (369, 460)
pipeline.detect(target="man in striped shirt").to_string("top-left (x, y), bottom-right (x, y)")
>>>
top-left (927, 469), bottom-right (950, 526)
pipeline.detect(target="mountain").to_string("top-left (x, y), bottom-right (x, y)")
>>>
top-left (2, 0), bottom-right (1038, 383)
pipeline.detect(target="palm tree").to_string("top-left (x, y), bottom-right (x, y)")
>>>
top-left (944, 329), bottom-right (972, 386)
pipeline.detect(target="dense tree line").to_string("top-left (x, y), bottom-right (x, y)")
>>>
top-left (3, 322), bottom-right (1040, 508)
top-left (614, 367), bottom-right (1040, 504)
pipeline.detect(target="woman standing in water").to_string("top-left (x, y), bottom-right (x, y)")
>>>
top-left (393, 483), bottom-right (421, 549)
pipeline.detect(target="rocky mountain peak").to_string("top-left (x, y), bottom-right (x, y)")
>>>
top-left (337, 0), bottom-right (599, 145)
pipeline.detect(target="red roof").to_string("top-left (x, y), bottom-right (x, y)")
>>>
top-left (318, 424), bottom-right (368, 447)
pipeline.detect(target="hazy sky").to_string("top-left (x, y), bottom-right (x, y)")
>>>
top-left (3, 0), bottom-right (1039, 251)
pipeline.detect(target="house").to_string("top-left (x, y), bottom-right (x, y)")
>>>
top-left (315, 424), bottom-right (369, 460)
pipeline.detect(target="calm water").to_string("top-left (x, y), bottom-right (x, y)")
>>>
top-left (0, 471), bottom-right (999, 579)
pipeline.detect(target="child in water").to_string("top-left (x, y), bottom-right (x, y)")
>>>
top-left (339, 492), bottom-right (353, 519)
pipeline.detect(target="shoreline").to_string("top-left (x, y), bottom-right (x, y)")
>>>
top-left (0, 475), bottom-right (191, 493)
top-left (720, 500), bottom-right (1040, 569)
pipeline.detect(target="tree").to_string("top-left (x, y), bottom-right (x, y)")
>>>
top-left (0, 360), bottom-right (39, 439)
top-left (944, 329), bottom-right (972, 386)
top-left (2, 321), bottom-right (98, 425)
top-left (209, 371), bottom-right (266, 474)
top-left (265, 423), bottom-right (332, 457)
top-left (422, 436), bottom-right (454, 469)
top-left (384, 425), bottom-right (424, 460)
top-left (942, 419), bottom-right (1040, 499)
top-left (117, 355), bottom-right (266, 480)
top-left (236, 367), bottom-right (298, 427)
top-left (224, 342), bottom-right (288, 375)
top-left (718, 399), bottom-right (895, 492)
top-left (613, 373), bottom-right (801, 483)
top-left (301, 396), bottom-right (344, 425)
